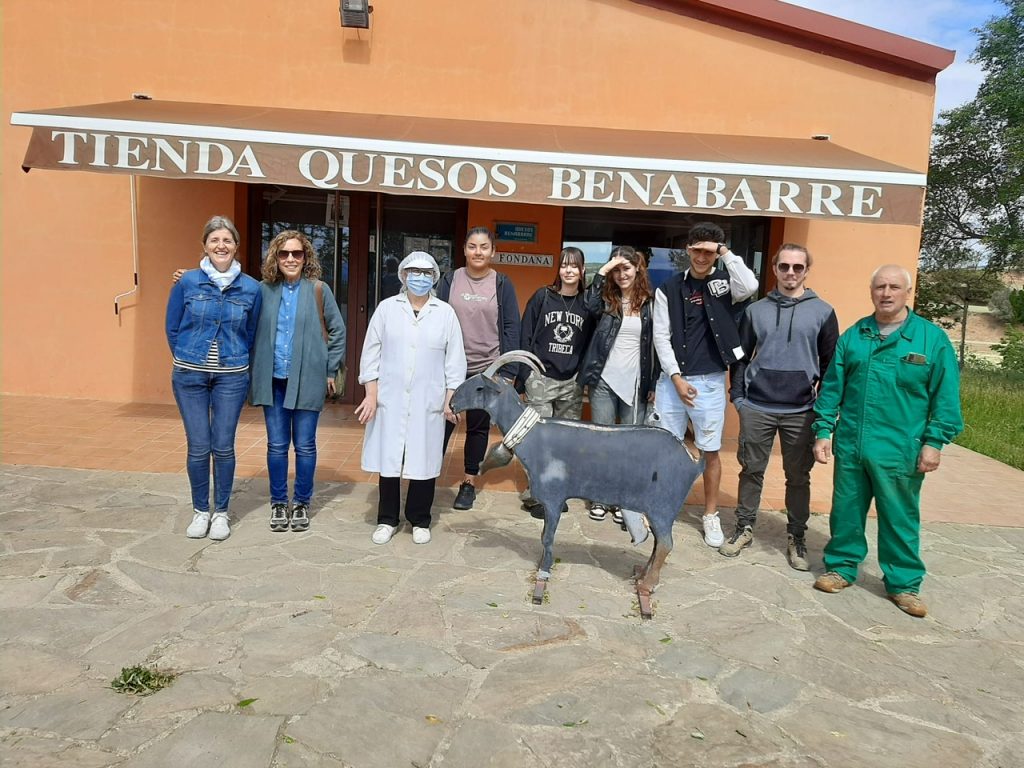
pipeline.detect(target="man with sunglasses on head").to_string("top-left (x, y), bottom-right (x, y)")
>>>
top-left (653, 221), bottom-right (759, 549)
top-left (720, 244), bottom-right (838, 569)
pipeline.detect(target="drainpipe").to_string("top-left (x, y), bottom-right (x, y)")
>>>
top-left (114, 175), bottom-right (140, 315)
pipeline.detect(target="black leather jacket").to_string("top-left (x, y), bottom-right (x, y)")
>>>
top-left (578, 274), bottom-right (659, 398)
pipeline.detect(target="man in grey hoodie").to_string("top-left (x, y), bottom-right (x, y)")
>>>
top-left (721, 244), bottom-right (839, 570)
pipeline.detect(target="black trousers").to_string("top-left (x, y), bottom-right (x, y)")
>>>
top-left (442, 408), bottom-right (490, 476)
top-left (377, 476), bottom-right (435, 528)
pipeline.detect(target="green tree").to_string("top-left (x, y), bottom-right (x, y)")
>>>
top-left (921, 0), bottom-right (1024, 273)
top-left (914, 268), bottom-right (1003, 327)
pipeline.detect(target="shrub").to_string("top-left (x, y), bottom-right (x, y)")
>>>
top-left (990, 286), bottom-right (1011, 320)
top-left (992, 327), bottom-right (1024, 373)
top-left (1011, 289), bottom-right (1024, 324)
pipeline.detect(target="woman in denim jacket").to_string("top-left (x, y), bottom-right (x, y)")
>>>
top-left (165, 215), bottom-right (262, 541)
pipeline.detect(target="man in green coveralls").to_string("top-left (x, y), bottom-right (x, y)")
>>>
top-left (810, 265), bottom-right (963, 618)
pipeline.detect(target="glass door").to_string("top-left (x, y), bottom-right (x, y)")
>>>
top-left (366, 194), bottom-right (464, 317)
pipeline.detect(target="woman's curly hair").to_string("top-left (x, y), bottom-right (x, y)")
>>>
top-left (261, 230), bottom-right (323, 282)
top-left (601, 245), bottom-right (652, 315)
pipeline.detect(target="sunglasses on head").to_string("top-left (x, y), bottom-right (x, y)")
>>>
top-left (776, 262), bottom-right (806, 273)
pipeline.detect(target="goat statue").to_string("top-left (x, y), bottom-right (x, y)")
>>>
top-left (450, 351), bottom-right (705, 618)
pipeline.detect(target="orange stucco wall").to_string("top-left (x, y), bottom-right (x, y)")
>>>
top-left (467, 201), bottom-right (566, 313)
top-left (2, 0), bottom-right (938, 401)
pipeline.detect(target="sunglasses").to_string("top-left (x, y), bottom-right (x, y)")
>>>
top-left (776, 262), bottom-right (807, 273)
top-left (276, 249), bottom-right (305, 260)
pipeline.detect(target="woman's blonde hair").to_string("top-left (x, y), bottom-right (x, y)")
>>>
top-left (261, 230), bottom-right (323, 282)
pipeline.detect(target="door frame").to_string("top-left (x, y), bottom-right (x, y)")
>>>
top-left (245, 186), bottom-right (373, 405)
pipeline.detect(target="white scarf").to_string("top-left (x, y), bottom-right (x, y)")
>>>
top-left (200, 256), bottom-right (241, 291)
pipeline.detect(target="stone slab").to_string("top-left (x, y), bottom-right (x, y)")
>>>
top-left (120, 711), bottom-right (284, 768)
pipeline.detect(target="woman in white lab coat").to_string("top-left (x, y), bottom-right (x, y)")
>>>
top-left (356, 251), bottom-right (466, 545)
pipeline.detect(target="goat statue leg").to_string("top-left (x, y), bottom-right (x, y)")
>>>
top-left (636, 531), bottom-right (674, 595)
top-left (532, 496), bottom-right (564, 605)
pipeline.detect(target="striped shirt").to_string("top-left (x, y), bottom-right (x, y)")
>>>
top-left (173, 340), bottom-right (249, 373)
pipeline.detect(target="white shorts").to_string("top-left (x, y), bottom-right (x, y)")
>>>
top-left (654, 371), bottom-right (727, 452)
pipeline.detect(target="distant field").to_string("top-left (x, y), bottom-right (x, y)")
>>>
top-left (957, 368), bottom-right (1024, 470)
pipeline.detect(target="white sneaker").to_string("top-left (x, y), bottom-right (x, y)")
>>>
top-left (372, 524), bottom-right (398, 544)
top-left (702, 513), bottom-right (725, 547)
top-left (208, 512), bottom-right (231, 541)
top-left (412, 526), bottom-right (431, 544)
top-left (186, 510), bottom-right (211, 538)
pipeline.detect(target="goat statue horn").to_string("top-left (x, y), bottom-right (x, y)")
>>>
top-left (482, 350), bottom-right (546, 380)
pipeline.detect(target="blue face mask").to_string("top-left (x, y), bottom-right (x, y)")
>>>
top-left (406, 273), bottom-right (434, 296)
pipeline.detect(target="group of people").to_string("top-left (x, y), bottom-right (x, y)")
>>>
top-left (166, 216), bottom-right (962, 619)
top-left (165, 217), bottom-right (345, 541)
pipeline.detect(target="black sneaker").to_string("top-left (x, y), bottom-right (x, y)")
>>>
top-left (523, 499), bottom-right (545, 519)
top-left (290, 503), bottom-right (310, 532)
top-left (269, 502), bottom-right (289, 532)
top-left (453, 482), bottom-right (476, 510)
top-left (525, 500), bottom-right (567, 519)
top-left (787, 534), bottom-right (809, 571)
top-left (718, 525), bottom-right (753, 557)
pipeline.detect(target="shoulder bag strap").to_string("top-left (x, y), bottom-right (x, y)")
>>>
top-left (314, 280), bottom-right (329, 343)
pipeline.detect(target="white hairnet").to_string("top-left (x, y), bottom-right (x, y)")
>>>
top-left (398, 250), bottom-right (441, 288)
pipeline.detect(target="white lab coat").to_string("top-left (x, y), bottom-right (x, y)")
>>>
top-left (359, 293), bottom-right (467, 479)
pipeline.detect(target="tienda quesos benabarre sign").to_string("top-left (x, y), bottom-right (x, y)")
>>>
top-left (20, 128), bottom-right (925, 225)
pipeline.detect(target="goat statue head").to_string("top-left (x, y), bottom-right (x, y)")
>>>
top-left (450, 351), bottom-right (545, 417)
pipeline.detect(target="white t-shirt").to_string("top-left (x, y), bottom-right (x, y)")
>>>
top-left (602, 314), bottom-right (642, 406)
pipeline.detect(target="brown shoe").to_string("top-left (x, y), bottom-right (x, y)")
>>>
top-left (889, 592), bottom-right (927, 618)
top-left (813, 571), bottom-right (851, 593)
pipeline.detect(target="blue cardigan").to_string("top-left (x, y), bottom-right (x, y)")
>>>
top-left (249, 280), bottom-right (347, 411)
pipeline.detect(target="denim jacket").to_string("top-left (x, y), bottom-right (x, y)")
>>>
top-left (165, 269), bottom-right (263, 367)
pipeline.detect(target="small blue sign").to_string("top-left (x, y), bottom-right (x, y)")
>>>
top-left (496, 223), bottom-right (538, 243)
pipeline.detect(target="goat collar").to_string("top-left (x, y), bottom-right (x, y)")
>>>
top-left (502, 408), bottom-right (541, 451)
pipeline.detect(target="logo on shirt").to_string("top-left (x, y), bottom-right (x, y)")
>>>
top-left (708, 279), bottom-right (730, 298)
top-left (553, 323), bottom-right (574, 343)
top-left (460, 292), bottom-right (488, 302)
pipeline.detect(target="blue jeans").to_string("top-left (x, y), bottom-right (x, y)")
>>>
top-left (171, 368), bottom-right (250, 512)
top-left (589, 377), bottom-right (647, 426)
top-left (264, 378), bottom-right (321, 504)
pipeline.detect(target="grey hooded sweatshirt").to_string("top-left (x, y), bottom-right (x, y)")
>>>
top-left (729, 288), bottom-right (839, 414)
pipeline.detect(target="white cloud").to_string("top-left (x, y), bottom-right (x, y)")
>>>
top-left (935, 60), bottom-right (986, 114)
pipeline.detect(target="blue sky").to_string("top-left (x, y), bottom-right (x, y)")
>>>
top-left (781, 0), bottom-right (1005, 115)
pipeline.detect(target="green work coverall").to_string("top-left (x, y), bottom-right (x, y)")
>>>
top-left (812, 309), bottom-right (963, 594)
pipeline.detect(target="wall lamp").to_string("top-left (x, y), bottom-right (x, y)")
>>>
top-left (340, 0), bottom-right (372, 28)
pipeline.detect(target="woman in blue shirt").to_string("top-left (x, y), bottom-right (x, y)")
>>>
top-left (248, 231), bottom-right (346, 532)
top-left (165, 215), bottom-right (262, 541)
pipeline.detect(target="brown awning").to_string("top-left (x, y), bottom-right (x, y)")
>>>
top-left (11, 99), bottom-right (926, 225)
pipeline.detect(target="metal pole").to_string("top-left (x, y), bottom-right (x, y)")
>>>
top-left (114, 175), bottom-right (140, 315)
top-left (958, 285), bottom-right (969, 369)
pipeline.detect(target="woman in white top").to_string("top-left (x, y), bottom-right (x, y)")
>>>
top-left (578, 245), bottom-right (659, 522)
top-left (356, 251), bottom-right (466, 545)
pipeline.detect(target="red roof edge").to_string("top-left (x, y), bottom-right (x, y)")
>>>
top-left (631, 0), bottom-right (956, 82)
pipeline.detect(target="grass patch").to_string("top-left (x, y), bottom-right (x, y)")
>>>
top-left (110, 665), bottom-right (176, 696)
top-left (956, 368), bottom-right (1024, 470)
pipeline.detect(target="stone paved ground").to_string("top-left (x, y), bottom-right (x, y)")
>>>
top-left (1, 465), bottom-right (1022, 768)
